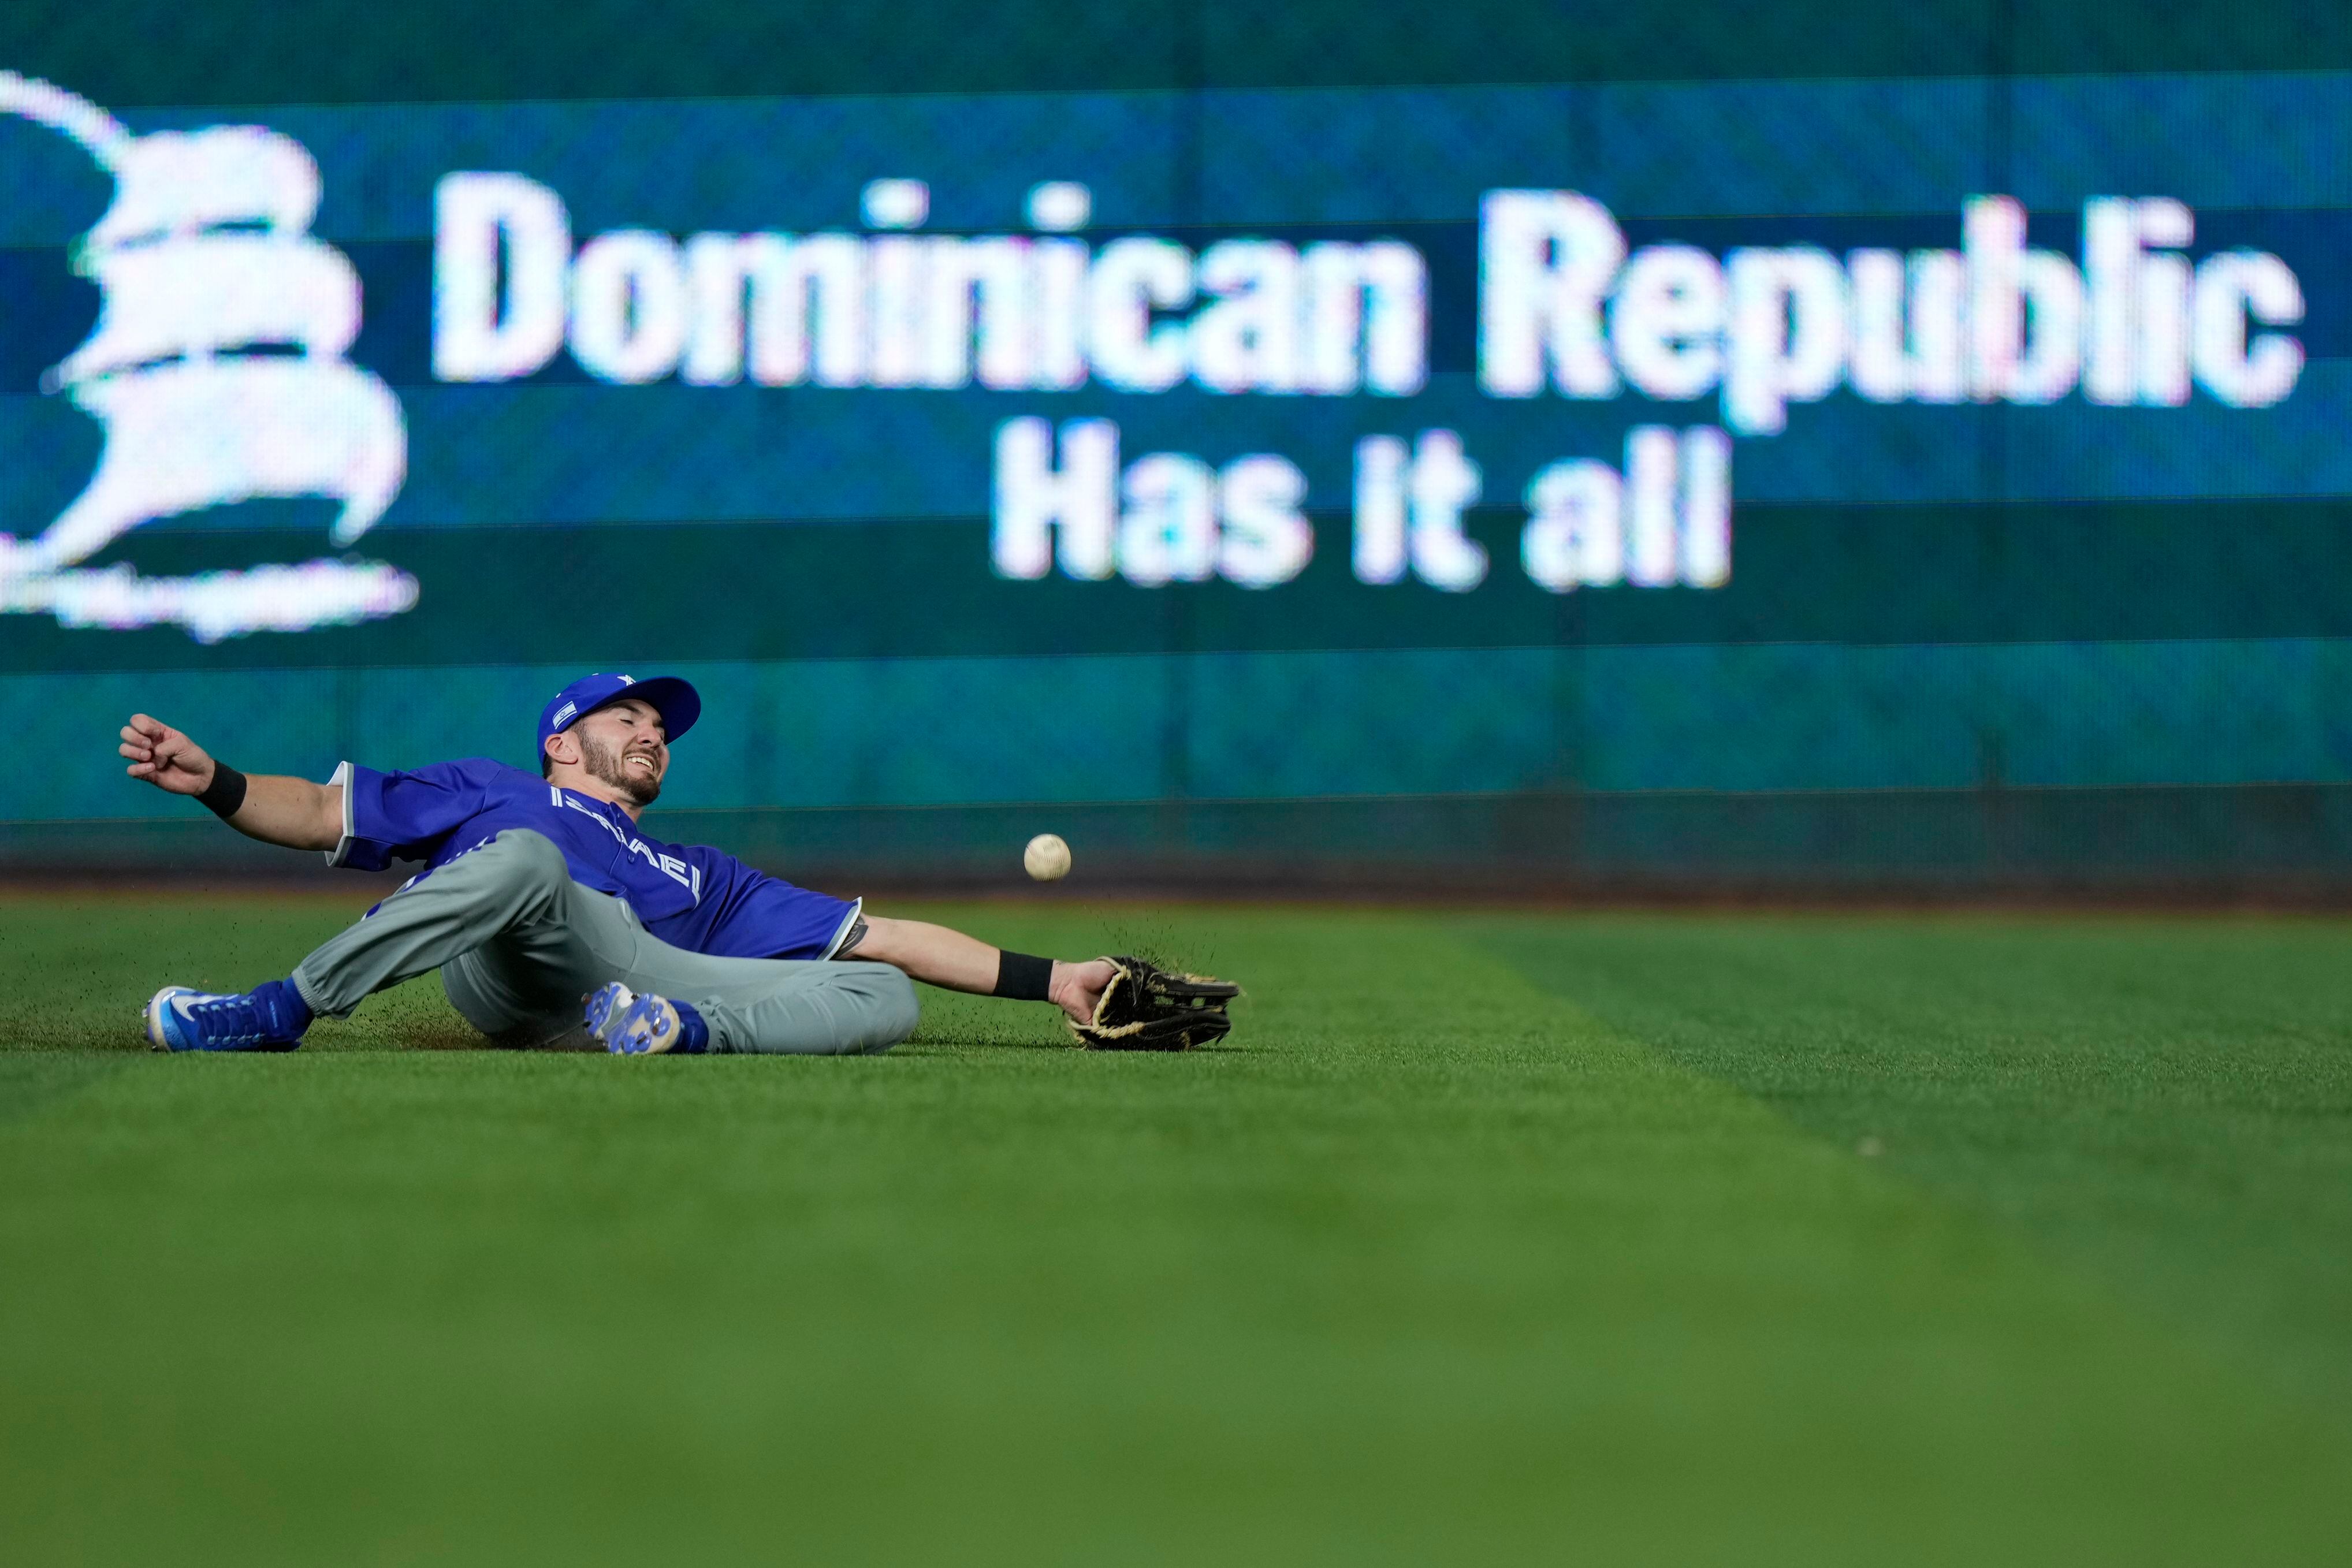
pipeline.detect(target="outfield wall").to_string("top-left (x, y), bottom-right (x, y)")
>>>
top-left (3, 2), bottom-right (2349, 892)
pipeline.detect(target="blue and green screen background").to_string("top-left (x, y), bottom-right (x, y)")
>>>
top-left (5, 1), bottom-right (2349, 889)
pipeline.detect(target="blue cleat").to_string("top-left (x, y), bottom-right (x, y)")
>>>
top-left (585, 981), bottom-right (693, 1055)
top-left (144, 986), bottom-right (304, 1052)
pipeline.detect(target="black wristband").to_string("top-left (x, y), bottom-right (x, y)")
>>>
top-left (992, 951), bottom-right (1054, 1002)
top-left (197, 763), bottom-right (248, 820)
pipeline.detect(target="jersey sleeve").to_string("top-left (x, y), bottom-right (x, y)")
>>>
top-left (325, 758), bottom-right (501, 871)
top-left (686, 847), bottom-right (862, 960)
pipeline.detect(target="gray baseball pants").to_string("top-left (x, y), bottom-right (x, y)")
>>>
top-left (288, 829), bottom-right (919, 1054)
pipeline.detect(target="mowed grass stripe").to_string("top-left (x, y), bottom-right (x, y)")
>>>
top-left (1478, 913), bottom-right (2352, 1416)
top-left (0, 896), bottom-right (2347, 1565)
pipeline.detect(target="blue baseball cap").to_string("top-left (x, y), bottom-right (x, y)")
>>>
top-left (537, 673), bottom-right (702, 763)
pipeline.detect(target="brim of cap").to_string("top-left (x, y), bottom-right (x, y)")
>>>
top-left (579, 676), bottom-right (701, 743)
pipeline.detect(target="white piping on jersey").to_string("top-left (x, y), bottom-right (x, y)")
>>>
top-left (548, 784), bottom-right (701, 902)
top-left (322, 759), bottom-right (358, 867)
top-left (820, 896), bottom-right (864, 960)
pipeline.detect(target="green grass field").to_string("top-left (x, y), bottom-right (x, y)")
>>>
top-left (3, 890), bottom-right (2350, 1566)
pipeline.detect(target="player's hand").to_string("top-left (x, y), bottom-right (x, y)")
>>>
top-left (120, 713), bottom-right (216, 796)
top-left (1048, 957), bottom-right (1118, 1027)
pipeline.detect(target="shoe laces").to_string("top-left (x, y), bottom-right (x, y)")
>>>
top-left (184, 992), bottom-right (266, 1046)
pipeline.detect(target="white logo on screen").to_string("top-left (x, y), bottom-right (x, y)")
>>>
top-left (0, 71), bottom-right (416, 641)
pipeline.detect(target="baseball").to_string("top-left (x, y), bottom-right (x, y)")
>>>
top-left (1024, 832), bottom-right (1071, 881)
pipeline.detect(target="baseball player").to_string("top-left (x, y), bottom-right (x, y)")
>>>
top-left (120, 672), bottom-right (1129, 1056)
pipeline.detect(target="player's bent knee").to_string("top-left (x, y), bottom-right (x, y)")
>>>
top-left (838, 962), bottom-right (920, 1053)
top-left (482, 828), bottom-right (569, 886)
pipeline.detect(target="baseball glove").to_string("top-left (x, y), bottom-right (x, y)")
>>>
top-left (1069, 955), bottom-right (1239, 1051)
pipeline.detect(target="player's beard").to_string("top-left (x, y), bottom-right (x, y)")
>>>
top-left (581, 733), bottom-right (663, 807)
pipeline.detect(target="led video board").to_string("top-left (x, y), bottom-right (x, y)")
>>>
top-left (6, 64), bottom-right (2351, 866)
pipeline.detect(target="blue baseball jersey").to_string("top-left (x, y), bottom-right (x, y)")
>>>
top-left (323, 758), bottom-right (860, 962)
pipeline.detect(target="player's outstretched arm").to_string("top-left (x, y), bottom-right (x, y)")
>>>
top-left (119, 713), bottom-right (343, 852)
top-left (847, 915), bottom-right (1114, 1026)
